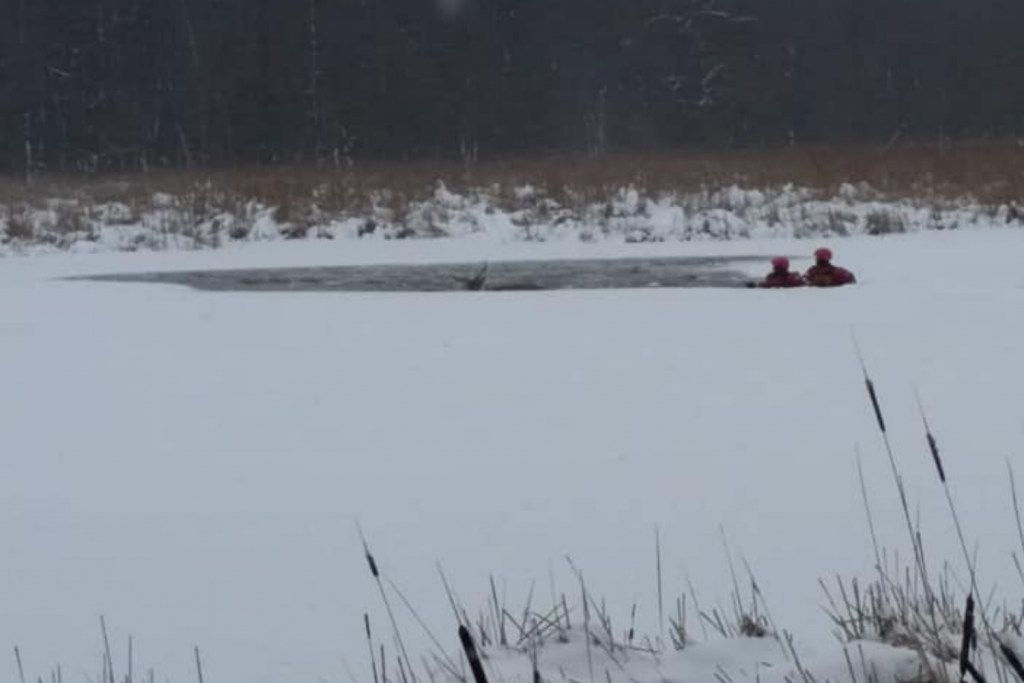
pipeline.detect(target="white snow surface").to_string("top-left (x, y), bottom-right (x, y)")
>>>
top-left (474, 629), bottom-right (930, 683)
top-left (3, 227), bottom-right (1024, 682)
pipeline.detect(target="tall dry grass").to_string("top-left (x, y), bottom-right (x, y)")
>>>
top-left (0, 141), bottom-right (1020, 250)
top-left (3, 142), bottom-right (1024, 211)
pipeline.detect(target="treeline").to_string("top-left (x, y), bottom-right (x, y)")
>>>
top-left (1, 0), bottom-right (1022, 173)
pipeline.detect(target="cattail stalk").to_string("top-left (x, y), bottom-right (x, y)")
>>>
top-left (194, 647), bottom-right (205, 683)
top-left (101, 617), bottom-right (115, 683)
top-left (655, 526), bottom-right (664, 645)
top-left (366, 614), bottom-right (381, 683)
top-left (15, 646), bottom-right (27, 683)
top-left (853, 338), bottom-right (934, 602)
top-left (358, 524), bottom-right (417, 683)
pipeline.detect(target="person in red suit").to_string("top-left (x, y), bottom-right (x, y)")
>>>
top-left (754, 256), bottom-right (806, 288)
top-left (803, 247), bottom-right (857, 287)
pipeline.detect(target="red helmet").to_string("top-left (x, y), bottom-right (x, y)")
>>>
top-left (771, 256), bottom-right (789, 270)
top-left (814, 247), bottom-right (833, 262)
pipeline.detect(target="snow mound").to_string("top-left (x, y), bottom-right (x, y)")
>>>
top-left (452, 627), bottom-right (928, 683)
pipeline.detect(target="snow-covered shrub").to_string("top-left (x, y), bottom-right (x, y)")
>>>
top-left (865, 209), bottom-right (908, 235)
top-left (3, 205), bottom-right (35, 243)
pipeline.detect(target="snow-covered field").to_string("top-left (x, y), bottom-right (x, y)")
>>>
top-left (3, 226), bottom-right (1024, 683)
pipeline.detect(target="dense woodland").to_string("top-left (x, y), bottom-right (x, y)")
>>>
top-left (1, 0), bottom-right (1022, 173)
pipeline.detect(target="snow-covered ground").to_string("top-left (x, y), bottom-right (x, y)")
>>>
top-left (3, 226), bottom-right (1024, 683)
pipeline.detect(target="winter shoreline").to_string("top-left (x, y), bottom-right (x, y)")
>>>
top-left (1, 180), bottom-right (1019, 258)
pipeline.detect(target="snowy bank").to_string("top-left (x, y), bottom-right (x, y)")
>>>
top-left (1, 181), bottom-right (1020, 257)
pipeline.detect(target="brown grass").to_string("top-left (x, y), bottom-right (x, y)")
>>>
top-left (0, 141), bottom-right (1019, 249)
top-left (0, 142), bottom-right (1022, 212)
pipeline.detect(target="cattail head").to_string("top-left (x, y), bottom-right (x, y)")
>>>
top-left (926, 432), bottom-right (946, 484)
top-left (864, 378), bottom-right (887, 435)
top-left (365, 549), bottom-right (380, 578)
top-left (959, 594), bottom-right (975, 678)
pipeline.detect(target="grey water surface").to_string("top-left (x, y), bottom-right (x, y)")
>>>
top-left (75, 255), bottom-right (766, 293)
